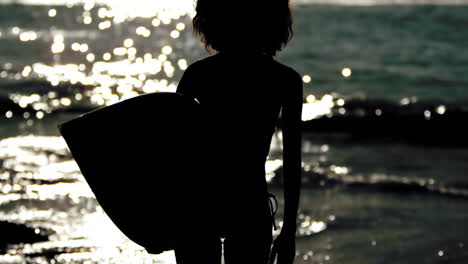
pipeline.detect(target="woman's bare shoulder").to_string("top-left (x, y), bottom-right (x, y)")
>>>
top-left (185, 54), bottom-right (219, 69)
top-left (185, 55), bottom-right (301, 85)
top-left (271, 60), bottom-right (302, 83)
top-left (270, 60), bottom-right (303, 104)
top-left (182, 58), bottom-right (206, 73)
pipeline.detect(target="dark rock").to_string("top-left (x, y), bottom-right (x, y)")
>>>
top-left (0, 221), bottom-right (48, 253)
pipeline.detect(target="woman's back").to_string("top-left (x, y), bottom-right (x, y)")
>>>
top-left (176, 52), bottom-right (301, 230)
top-left (177, 53), bottom-right (297, 185)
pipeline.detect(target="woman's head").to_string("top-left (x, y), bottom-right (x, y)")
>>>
top-left (192, 0), bottom-right (293, 57)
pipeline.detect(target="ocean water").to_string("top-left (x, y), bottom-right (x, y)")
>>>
top-left (1, 1), bottom-right (468, 264)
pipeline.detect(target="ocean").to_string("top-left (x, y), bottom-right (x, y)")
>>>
top-left (1, 1), bottom-right (468, 263)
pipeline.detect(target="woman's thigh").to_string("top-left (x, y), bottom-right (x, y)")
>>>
top-left (223, 230), bottom-right (272, 264)
top-left (223, 205), bottom-right (273, 264)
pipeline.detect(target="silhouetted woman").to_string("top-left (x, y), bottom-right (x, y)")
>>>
top-left (174, 0), bottom-right (302, 263)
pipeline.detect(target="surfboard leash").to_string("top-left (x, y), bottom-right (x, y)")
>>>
top-left (267, 192), bottom-right (278, 231)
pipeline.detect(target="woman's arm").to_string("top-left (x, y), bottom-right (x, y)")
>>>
top-left (281, 71), bottom-right (303, 233)
top-left (270, 71), bottom-right (303, 264)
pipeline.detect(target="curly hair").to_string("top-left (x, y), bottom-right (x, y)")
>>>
top-left (192, 0), bottom-right (294, 57)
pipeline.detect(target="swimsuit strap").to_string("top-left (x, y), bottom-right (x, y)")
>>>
top-left (267, 192), bottom-right (278, 231)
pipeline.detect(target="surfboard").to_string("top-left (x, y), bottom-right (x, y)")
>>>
top-left (58, 92), bottom-right (204, 254)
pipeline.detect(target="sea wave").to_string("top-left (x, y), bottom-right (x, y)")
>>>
top-left (270, 163), bottom-right (468, 199)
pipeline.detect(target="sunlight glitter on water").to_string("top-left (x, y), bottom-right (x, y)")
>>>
top-left (302, 94), bottom-right (344, 121)
top-left (0, 0), bottom-right (349, 125)
top-left (0, 135), bottom-right (181, 263)
top-left (0, 0), bottom-right (194, 120)
top-left (3, 0), bottom-right (468, 6)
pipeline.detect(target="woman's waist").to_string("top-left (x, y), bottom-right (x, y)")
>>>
top-left (214, 191), bottom-right (275, 235)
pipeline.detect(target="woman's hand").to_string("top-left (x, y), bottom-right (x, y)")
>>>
top-left (269, 230), bottom-right (296, 264)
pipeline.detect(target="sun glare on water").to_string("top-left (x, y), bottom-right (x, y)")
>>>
top-left (0, 0), bottom-right (199, 121)
top-left (0, 0), bottom-right (356, 126)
